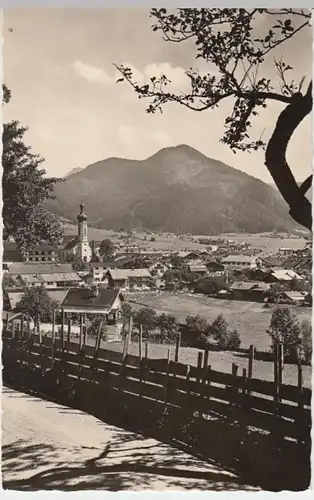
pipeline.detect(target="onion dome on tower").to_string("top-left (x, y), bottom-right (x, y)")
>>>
top-left (77, 202), bottom-right (88, 222)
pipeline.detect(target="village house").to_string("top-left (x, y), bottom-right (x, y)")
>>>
top-left (17, 271), bottom-right (82, 289)
top-left (267, 269), bottom-right (303, 284)
top-left (106, 268), bottom-right (153, 291)
top-left (7, 263), bottom-right (82, 289)
top-left (60, 286), bottom-right (125, 342)
top-left (221, 254), bottom-right (260, 270)
top-left (148, 261), bottom-right (169, 278)
top-left (229, 281), bottom-right (270, 302)
top-left (188, 264), bottom-right (208, 277)
top-left (4, 288), bottom-right (69, 312)
top-left (261, 256), bottom-right (286, 270)
top-left (205, 260), bottom-right (225, 277)
top-left (2, 241), bottom-right (24, 271)
top-left (61, 286), bottom-right (124, 323)
top-left (278, 291), bottom-right (308, 306)
top-left (22, 244), bottom-right (59, 263)
top-left (176, 251), bottom-right (201, 262)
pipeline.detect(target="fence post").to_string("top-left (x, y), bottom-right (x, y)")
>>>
top-left (196, 351), bottom-right (203, 385)
top-left (248, 345), bottom-right (255, 378)
top-left (139, 324), bottom-right (143, 360)
top-left (201, 350), bottom-right (209, 411)
top-left (51, 309), bottom-right (56, 369)
top-left (120, 317), bottom-right (133, 392)
top-left (273, 342), bottom-right (280, 432)
top-left (230, 363), bottom-right (239, 411)
top-left (278, 342), bottom-right (284, 401)
top-left (122, 317), bottom-right (133, 361)
top-left (60, 309), bottom-right (65, 351)
top-left (241, 367), bottom-right (248, 409)
top-left (174, 332), bottom-right (181, 363)
top-left (297, 351), bottom-right (304, 447)
top-left (21, 315), bottom-right (25, 341)
top-left (38, 315), bottom-right (42, 345)
top-left (79, 314), bottom-right (84, 351)
top-left (27, 318), bottom-right (31, 340)
top-left (67, 319), bottom-right (72, 345)
top-left (83, 321), bottom-right (87, 349)
top-left (164, 348), bottom-right (171, 406)
top-left (11, 320), bottom-right (16, 340)
top-left (144, 339), bottom-right (149, 359)
top-left (94, 318), bottom-right (104, 358)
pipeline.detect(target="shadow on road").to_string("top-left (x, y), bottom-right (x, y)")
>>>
top-left (2, 436), bottom-right (249, 491)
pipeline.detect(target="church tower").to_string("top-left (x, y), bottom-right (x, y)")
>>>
top-left (77, 202), bottom-right (92, 262)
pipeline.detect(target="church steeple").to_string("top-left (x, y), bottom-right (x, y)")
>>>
top-left (77, 201), bottom-right (87, 223)
top-left (76, 202), bottom-right (92, 262)
top-left (77, 201), bottom-right (88, 243)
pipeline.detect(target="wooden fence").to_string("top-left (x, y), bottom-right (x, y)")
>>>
top-left (2, 329), bottom-right (311, 446)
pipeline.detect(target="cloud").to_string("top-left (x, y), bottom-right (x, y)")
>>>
top-left (118, 125), bottom-right (140, 148)
top-left (73, 60), bottom-right (113, 85)
top-left (144, 62), bottom-right (190, 90)
top-left (73, 59), bottom-right (191, 92)
top-left (118, 125), bottom-right (172, 152)
top-left (148, 130), bottom-right (172, 147)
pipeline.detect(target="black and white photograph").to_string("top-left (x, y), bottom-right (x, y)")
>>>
top-left (1, 6), bottom-right (312, 493)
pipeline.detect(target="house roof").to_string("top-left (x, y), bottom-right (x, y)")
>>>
top-left (271, 269), bottom-right (303, 281)
top-left (8, 263), bottom-right (74, 276)
top-left (177, 251), bottom-right (200, 259)
top-left (3, 249), bottom-right (24, 263)
top-left (230, 281), bottom-right (270, 292)
top-left (62, 237), bottom-right (79, 251)
top-left (108, 268), bottom-right (152, 280)
top-left (3, 241), bottom-right (24, 263)
top-left (262, 257), bottom-right (285, 267)
top-left (3, 241), bottom-right (19, 251)
top-left (62, 287), bottom-right (122, 310)
top-left (189, 265), bottom-right (208, 273)
top-left (222, 255), bottom-right (257, 263)
top-left (26, 244), bottom-right (57, 252)
top-left (7, 289), bottom-right (69, 310)
top-left (19, 272), bottom-right (80, 284)
top-left (19, 275), bottom-right (43, 285)
top-left (283, 291), bottom-right (307, 301)
top-left (39, 272), bottom-right (81, 282)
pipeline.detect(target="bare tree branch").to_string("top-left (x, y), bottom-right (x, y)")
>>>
top-left (265, 82), bottom-right (312, 230)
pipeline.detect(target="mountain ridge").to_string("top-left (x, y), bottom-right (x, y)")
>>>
top-left (46, 144), bottom-right (298, 235)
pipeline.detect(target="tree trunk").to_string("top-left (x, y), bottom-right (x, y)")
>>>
top-left (265, 83), bottom-right (312, 231)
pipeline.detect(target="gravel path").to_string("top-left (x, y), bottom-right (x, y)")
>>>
top-left (2, 386), bottom-right (259, 491)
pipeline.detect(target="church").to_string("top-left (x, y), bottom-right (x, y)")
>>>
top-left (58, 203), bottom-right (93, 263)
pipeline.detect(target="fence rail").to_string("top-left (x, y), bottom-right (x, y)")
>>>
top-left (2, 331), bottom-right (311, 445)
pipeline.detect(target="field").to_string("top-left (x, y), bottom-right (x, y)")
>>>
top-left (63, 224), bottom-right (307, 253)
top-left (97, 340), bottom-right (312, 389)
top-left (129, 293), bottom-right (311, 351)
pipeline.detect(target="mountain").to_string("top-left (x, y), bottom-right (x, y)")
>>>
top-left (64, 167), bottom-right (83, 178)
top-left (46, 145), bottom-right (298, 235)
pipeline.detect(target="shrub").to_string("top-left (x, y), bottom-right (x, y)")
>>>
top-left (225, 329), bottom-right (242, 350)
top-left (301, 318), bottom-right (312, 365)
top-left (209, 313), bottom-right (228, 346)
top-left (267, 306), bottom-right (301, 360)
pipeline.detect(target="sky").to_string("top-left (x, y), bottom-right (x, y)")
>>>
top-left (3, 8), bottom-right (313, 183)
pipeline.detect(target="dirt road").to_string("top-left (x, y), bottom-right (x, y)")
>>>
top-left (2, 386), bottom-right (259, 491)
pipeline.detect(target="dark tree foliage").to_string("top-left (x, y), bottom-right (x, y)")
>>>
top-left (99, 238), bottom-right (115, 259)
top-left (15, 285), bottom-right (57, 326)
top-left (2, 84), bottom-right (62, 248)
top-left (115, 9), bottom-right (312, 231)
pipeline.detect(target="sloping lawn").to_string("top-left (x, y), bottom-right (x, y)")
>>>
top-left (129, 294), bottom-right (311, 351)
